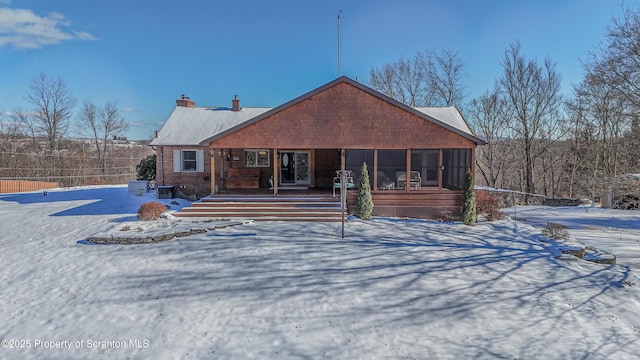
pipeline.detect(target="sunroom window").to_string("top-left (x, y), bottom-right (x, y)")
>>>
top-left (345, 149), bottom-right (374, 188)
top-left (377, 149), bottom-right (406, 190)
top-left (411, 149), bottom-right (439, 186)
top-left (442, 149), bottom-right (471, 190)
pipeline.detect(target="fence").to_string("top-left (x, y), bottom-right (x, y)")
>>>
top-left (0, 180), bottom-right (59, 194)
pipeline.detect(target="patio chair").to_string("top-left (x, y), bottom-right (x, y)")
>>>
top-left (395, 171), bottom-right (422, 189)
top-left (377, 171), bottom-right (395, 190)
top-left (333, 170), bottom-right (356, 197)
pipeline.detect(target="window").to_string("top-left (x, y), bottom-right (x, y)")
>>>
top-left (377, 149), bottom-right (406, 190)
top-left (244, 149), bottom-right (270, 167)
top-left (345, 149), bottom-right (374, 188)
top-left (182, 150), bottom-right (197, 171)
top-left (411, 149), bottom-right (439, 186)
top-left (173, 149), bottom-right (204, 172)
top-left (442, 149), bottom-right (471, 190)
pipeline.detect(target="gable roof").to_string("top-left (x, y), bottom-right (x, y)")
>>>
top-left (414, 106), bottom-right (476, 141)
top-left (150, 76), bottom-right (485, 147)
top-left (200, 76), bottom-right (485, 146)
top-left (149, 106), bottom-right (270, 146)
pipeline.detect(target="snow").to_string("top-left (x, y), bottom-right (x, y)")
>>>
top-left (149, 106), bottom-right (271, 146)
top-left (1, 186), bottom-right (639, 359)
top-left (503, 205), bottom-right (640, 272)
top-left (414, 106), bottom-right (476, 139)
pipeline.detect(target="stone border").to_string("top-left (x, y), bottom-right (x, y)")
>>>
top-left (556, 241), bottom-right (616, 265)
top-left (82, 220), bottom-right (252, 245)
top-left (86, 228), bottom-right (207, 245)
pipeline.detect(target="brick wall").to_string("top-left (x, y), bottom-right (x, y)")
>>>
top-left (156, 146), bottom-right (211, 198)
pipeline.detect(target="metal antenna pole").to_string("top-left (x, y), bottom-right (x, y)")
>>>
top-left (341, 149), bottom-right (346, 238)
top-left (338, 10), bottom-right (342, 76)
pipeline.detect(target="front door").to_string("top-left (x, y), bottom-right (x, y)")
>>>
top-left (280, 151), bottom-right (310, 185)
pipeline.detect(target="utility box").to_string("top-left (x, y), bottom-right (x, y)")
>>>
top-left (157, 185), bottom-right (175, 199)
top-left (128, 180), bottom-right (149, 194)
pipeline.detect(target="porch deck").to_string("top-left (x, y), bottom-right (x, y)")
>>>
top-left (175, 188), bottom-right (346, 222)
top-left (176, 187), bottom-right (462, 221)
top-left (212, 187), bottom-right (335, 197)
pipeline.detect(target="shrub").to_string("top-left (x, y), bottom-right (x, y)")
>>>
top-left (354, 162), bottom-right (374, 220)
top-left (137, 201), bottom-right (167, 221)
top-left (461, 168), bottom-right (476, 225)
top-left (542, 222), bottom-right (570, 240)
top-left (476, 190), bottom-right (504, 221)
top-left (136, 154), bottom-right (156, 181)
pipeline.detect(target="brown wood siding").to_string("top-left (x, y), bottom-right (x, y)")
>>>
top-left (210, 82), bottom-right (475, 150)
top-left (347, 190), bottom-right (463, 219)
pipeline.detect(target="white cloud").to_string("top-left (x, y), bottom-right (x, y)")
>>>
top-left (0, 7), bottom-right (97, 49)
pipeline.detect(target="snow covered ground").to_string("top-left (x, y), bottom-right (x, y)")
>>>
top-left (1, 186), bottom-right (639, 359)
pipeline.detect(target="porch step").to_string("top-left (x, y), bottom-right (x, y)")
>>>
top-left (199, 196), bottom-right (337, 202)
top-left (174, 196), bottom-right (347, 222)
top-left (189, 201), bottom-right (339, 208)
top-left (182, 207), bottom-right (341, 213)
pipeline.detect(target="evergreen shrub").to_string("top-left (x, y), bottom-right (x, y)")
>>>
top-left (355, 162), bottom-right (374, 220)
top-left (461, 168), bottom-right (477, 225)
top-left (136, 155), bottom-right (156, 181)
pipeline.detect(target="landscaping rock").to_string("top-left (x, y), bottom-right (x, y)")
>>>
top-left (84, 228), bottom-right (208, 245)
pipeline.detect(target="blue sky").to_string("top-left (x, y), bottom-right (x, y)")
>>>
top-left (0, 0), bottom-right (633, 140)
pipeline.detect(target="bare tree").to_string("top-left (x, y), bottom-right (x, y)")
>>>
top-left (11, 106), bottom-right (40, 150)
top-left (0, 111), bottom-right (27, 179)
top-left (77, 99), bottom-right (129, 174)
top-left (468, 83), bottom-right (513, 188)
top-left (368, 49), bottom-right (466, 108)
top-left (423, 49), bottom-right (467, 107)
top-left (0, 110), bottom-right (21, 143)
top-left (571, 67), bottom-right (634, 201)
top-left (500, 42), bottom-right (564, 195)
top-left (368, 54), bottom-right (427, 106)
top-left (565, 97), bottom-right (592, 199)
top-left (19, 72), bottom-right (75, 153)
top-left (595, 5), bottom-right (640, 110)
top-left (580, 4), bottom-right (640, 177)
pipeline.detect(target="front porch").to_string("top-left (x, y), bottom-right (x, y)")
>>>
top-left (204, 146), bottom-right (468, 220)
top-left (209, 148), bottom-right (340, 193)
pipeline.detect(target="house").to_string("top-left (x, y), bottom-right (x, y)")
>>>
top-left (149, 95), bottom-right (271, 197)
top-left (150, 76), bottom-right (486, 218)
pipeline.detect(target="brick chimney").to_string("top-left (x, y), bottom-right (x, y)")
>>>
top-left (232, 95), bottom-right (240, 112)
top-left (176, 94), bottom-right (196, 107)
